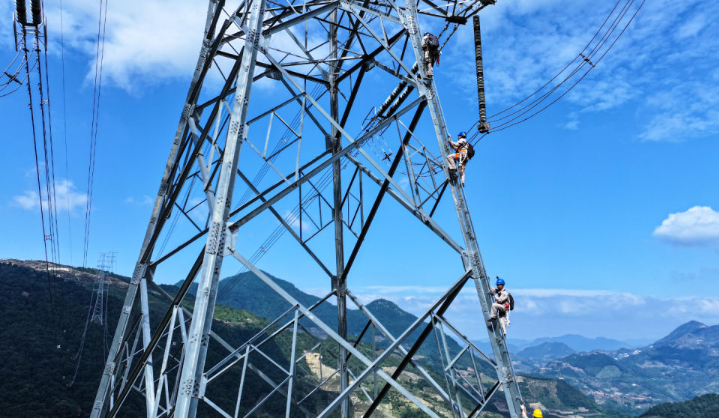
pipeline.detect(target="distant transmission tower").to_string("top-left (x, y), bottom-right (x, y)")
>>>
top-left (94, 0), bottom-right (525, 417)
top-left (91, 252), bottom-right (116, 325)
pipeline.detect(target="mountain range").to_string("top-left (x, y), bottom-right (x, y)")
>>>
top-left (535, 321), bottom-right (719, 415)
top-left (0, 259), bottom-right (613, 417)
top-left (639, 393), bottom-right (719, 418)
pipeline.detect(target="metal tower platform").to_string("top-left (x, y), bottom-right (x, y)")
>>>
top-left (93, 0), bottom-right (524, 416)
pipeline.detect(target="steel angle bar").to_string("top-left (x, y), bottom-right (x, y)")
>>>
top-left (297, 368), bottom-right (339, 404)
top-left (469, 380), bottom-right (501, 418)
top-left (429, 314), bottom-right (459, 417)
top-left (361, 270), bottom-right (471, 418)
top-left (173, 202), bottom-right (203, 232)
top-left (244, 376), bottom-right (292, 418)
top-left (429, 181), bottom-right (449, 217)
top-left (446, 344), bottom-right (470, 371)
top-left (248, 344), bottom-right (292, 376)
top-left (92, 4), bottom-right (227, 409)
top-left (344, 289), bottom-right (453, 404)
top-left (286, 310), bottom-right (300, 417)
top-left (229, 249), bottom-right (441, 417)
top-left (347, 368), bottom-right (374, 402)
top-left (236, 170), bottom-right (334, 278)
top-left (142, 277), bottom-right (314, 418)
top-left (373, 60), bottom-right (418, 87)
top-left (205, 304), bottom-right (298, 381)
top-left (340, 6), bottom-right (415, 78)
top-left (228, 97), bottom-right (424, 233)
top-left (264, 51), bottom-right (417, 206)
top-left (250, 60), bottom-right (328, 85)
top-left (247, 93), bottom-right (303, 125)
top-left (203, 396), bottom-right (233, 418)
top-left (106, 250), bottom-right (206, 417)
top-left (456, 371), bottom-right (484, 402)
top-left (433, 313), bottom-right (495, 365)
top-left (347, 155), bottom-right (463, 253)
top-left (152, 305), bottom-right (180, 417)
top-left (419, 180), bottom-right (448, 208)
top-left (138, 278), bottom-right (157, 417)
top-left (229, 149), bottom-right (331, 220)
top-left (437, 316), bottom-right (466, 416)
top-left (342, 102), bottom-right (426, 280)
top-left (322, 270), bottom-right (472, 417)
top-left (338, 28), bottom-right (406, 83)
top-left (340, 1), bottom-right (402, 24)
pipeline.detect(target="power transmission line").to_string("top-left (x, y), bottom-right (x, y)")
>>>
top-left (83, 0), bottom-right (110, 267)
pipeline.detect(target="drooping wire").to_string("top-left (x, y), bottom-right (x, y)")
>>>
top-left (82, 0), bottom-right (110, 267)
top-left (21, 22), bottom-right (57, 324)
top-left (59, 0), bottom-right (74, 265)
top-left (465, 0), bottom-right (645, 144)
top-left (484, 0), bottom-right (625, 122)
top-left (68, 278), bottom-right (96, 387)
top-left (34, 17), bottom-right (62, 268)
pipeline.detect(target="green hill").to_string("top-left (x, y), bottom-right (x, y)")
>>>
top-left (537, 321), bottom-right (719, 416)
top-left (0, 261), bottom-right (334, 417)
top-left (0, 259), bottom-right (607, 418)
top-left (640, 393), bottom-right (719, 418)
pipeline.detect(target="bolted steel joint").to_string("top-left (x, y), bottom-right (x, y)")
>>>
top-left (182, 103), bottom-right (194, 121)
top-left (183, 378), bottom-right (195, 396)
top-left (104, 362), bottom-right (116, 374)
top-left (207, 222), bottom-right (224, 255)
top-left (499, 366), bottom-right (512, 383)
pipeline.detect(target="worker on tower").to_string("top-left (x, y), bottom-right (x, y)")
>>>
top-left (446, 132), bottom-right (474, 186)
top-left (533, 409), bottom-right (543, 418)
top-left (488, 276), bottom-right (511, 327)
top-left (421, 32), bottom-right (440, 78)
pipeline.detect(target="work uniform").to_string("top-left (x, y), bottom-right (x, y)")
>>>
top-left (447, 137), bottom-right (469, 184)
top-left (490, 286), bottom-right (510, 319)
top-left (421, 33), bottom-right (440, 77)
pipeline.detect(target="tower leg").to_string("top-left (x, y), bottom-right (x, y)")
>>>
top-left (329, 6), bottom-right (350, 417)
top-left (173, 0), bottom-right (267, 416)
top-left (90, 2), bottom-right (222, 416)
top-left (403, 0), bottom-right (525, 416)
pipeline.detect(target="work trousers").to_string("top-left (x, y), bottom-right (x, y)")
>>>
top-left (424, 50), bottom-right (438, 76)
top-left (490, 303), bottom-right (507, 319)
top-left (447, 154), bottom-right (466, 184)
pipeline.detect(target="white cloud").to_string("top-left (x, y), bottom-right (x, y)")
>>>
top-left (439, 0), bottom-right (719, 142)
top-left (125, 195), bottom-right (153, 205)
top-left (2, 0), bottom-right (209, 92)
top-left (0, 0), bottom-right (334, 92)
top-left (12, 179), bottom-right (88, 213)
top-left (352, 284), bottom-right (719, 341)
top-left (653, 206), bottom-right (719, 247)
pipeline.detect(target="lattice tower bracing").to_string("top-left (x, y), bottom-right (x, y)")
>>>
top-left (91, 252), bottom-right (117, 325)
top-left (92, 0), bottom-right (524, 417)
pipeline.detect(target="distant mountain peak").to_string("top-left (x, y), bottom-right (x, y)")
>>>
top-left (653, 320), bottom-right (712, 348)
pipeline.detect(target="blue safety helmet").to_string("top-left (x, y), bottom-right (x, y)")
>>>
top-left (458, 131), bottom-right (467, 138)
top-left (496, 278), bottom-right (505, 286)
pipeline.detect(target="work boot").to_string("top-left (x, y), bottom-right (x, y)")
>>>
top-left (487, 317), bottom-right (497, 330)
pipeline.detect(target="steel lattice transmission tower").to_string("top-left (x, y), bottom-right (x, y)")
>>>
top-left (93, 0), bottom-right (525, 417)
top-left (91, 252), bottom-right (117, 325)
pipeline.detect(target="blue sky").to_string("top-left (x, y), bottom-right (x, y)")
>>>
top-left (1, 0), bottom-right (718, 342)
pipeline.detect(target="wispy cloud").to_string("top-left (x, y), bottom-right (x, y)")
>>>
top-left (12, 179), bottom-right (88, 213)
top-left (440, 0), bottom-right (719, 142)
top-left (653, 206), bottom-right (719, 247)
top-left (124, 195), bottom-right (153, 205)
top-left (352, 284), bottom-right (719, 340)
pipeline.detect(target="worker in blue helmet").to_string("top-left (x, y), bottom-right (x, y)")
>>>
top-left (488, 276), bottom-right (510, 327)
top-left (446, 131), bottom-right (472, 186)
